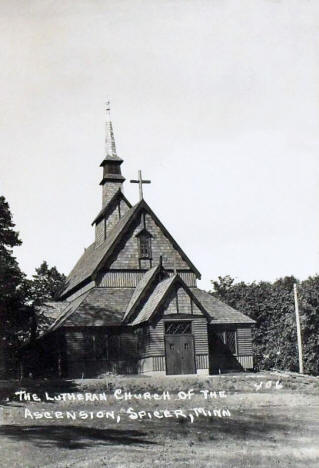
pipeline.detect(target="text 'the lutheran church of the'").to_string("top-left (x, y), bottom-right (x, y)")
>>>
top-left (30, 103), bottom-right (255, 378)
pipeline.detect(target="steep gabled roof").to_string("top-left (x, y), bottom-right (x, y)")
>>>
top-left (131, 274), bottom-right (209, 326)
top-left (60, 202), bottom-right (141, 298)
top-left (91, 189), bottom-right (132, 226)
top-left (131, 276), bottom-right (176, 326)
top-left (192, 288), bottom-right (255, 324)
top-left (123, 265), bottom-right (160, 322)
top-left (43, 288), bottom-right (135, 336)
top-left (60, 199), bottom-right (201, 299)
top-left (61, 288), bottom-right (134, 327)
top-left (37, 292), bottom-right (90, 338)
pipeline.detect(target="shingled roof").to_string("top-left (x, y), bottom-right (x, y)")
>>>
top-left (192, 288), bottom-right (255, 324)
top-left (60, 202), bottom-right (141, 298)
top-left (130, 274), bottom-right (209, 326)
top-left (60, 199), bottom-right (201, 299)
top-left (47, 287), bottom-right (135, 333)
top-left (131, 276), bottom-right (176, 326)
top-left (91, 189), bottom-right (132, 226)
top-left (123, 264), bottom-right (160, 322)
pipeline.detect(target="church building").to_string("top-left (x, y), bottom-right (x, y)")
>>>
top-left (32, 103), bottom-right (255, 378)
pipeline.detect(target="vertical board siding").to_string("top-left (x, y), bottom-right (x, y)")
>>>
top-left (99, 271), bottom-right (145, 287)
top-left (196, 354), bottom-right (209, 369)
top-left (153, 356), bottom-right (165, 371)
top-left (177, 272), bottom-right (196, 287)
top-left (237, 355), bottom-right (254, 369)
top-left (98, 270), bottom-right (196, 288)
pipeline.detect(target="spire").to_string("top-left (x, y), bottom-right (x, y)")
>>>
top-left (99, 100), bottom-right (125, 207)
top-left (104, 100), bottom-right (118, 160)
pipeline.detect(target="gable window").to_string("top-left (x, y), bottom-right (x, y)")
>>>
top-left (139, 233), bottom-right (151, 259)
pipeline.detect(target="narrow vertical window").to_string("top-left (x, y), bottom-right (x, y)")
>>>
top-left (139, 233), bottom-right (151, 258)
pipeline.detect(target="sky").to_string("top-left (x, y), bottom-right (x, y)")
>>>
top-left (1, 0), bottom-right (319, 291)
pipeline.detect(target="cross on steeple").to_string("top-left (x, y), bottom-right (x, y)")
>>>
top-left (130, 170), bottom-right (151, 200)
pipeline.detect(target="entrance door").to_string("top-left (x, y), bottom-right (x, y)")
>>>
top-left (165, 335), bottom-right (195, 375)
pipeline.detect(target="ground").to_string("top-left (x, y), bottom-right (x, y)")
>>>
top-left (0, 372), bottom-right (319, 467)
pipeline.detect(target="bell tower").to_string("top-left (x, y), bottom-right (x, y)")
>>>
top-left (99, 101), bottom-right (125, 207)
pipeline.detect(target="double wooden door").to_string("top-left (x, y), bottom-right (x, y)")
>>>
top-left (165, 335), bottom-right (195, 375)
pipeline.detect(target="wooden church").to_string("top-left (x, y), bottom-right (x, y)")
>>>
top-left (30, 103), bottom-right (255, 378)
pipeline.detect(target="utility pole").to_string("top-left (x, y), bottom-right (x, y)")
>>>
top-left (293, 283), bottom-right (304, 374)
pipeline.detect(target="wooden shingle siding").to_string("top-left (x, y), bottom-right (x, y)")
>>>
top-left (145, 213), bottom-right (189, 270)
top-left (177, 287), bottom-right (191, 313)
top-left (109, 211), bottom-right (191, 271)
top-left (102, 181), bottom-right (122, 207)
top-left (163, 289), bottom-right (178, 315)
top-left (120, 199), bottom-right (130, 218)
top-left (237, 326), bottom-right (253, 355)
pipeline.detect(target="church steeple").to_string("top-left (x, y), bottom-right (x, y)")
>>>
top-left (99, 101), bottom-right (125, 207)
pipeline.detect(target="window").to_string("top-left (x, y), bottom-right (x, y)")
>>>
top-left (137, 327), bottom-right (150, 354)
top-left (165, 321), bottom-right (192, 335)
top-left (226, 330), bottom-right (236, 355)
top-left (84, 333), bottom-right (108, 360)
top-left (139, 233), bottom-right (151, 258)
top-left (216, 329), bottom-right (237, 355)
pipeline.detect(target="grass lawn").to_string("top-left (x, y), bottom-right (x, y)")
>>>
top-left (0, 372), bottom-right (318, 467)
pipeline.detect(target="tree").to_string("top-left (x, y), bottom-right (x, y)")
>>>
top-left (0, 196), bottom-right (32, 376)
top-left (210, 275), bottom-right (319, 375)
top-left (29, 260), bottom-right (66, 306)
top-left (299, 276), bottom-right (319, 375)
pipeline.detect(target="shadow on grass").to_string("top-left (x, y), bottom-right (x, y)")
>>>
top-left (167, 410), bottom-right (311, 444)
top-left (0, 380), bottom-right (79, 406)
top-left (0, 425), bottom-right (156, 449)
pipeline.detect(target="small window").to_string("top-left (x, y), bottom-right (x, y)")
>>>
top-left (139, 234), bottom-right (151, 258)
top-left (137, 327), bottom-right (150, 354)
top-left (84, 333), bottom-right (108, 360)
top-left (165, 321), bottom-right (192, 335)
top-left (216, 329), bottom-right (237, 355)
top-left (226, 330), bottom-right (237, 355)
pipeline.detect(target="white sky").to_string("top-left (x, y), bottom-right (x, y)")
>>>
top-left (1, 0), bottom-right (319, 291)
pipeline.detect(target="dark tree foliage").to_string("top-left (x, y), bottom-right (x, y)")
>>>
top-left (211, 275), bottom-right (319, 375)
top-left (0, 196), bottom-right (33, 375)
top-left (28, 260), bottom-right (66, 306)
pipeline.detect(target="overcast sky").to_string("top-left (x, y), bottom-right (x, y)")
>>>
top-left (1, 0), bottom-right (319, 291)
